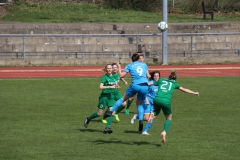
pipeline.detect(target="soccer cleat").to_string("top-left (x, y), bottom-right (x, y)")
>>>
top-left (103, 111), bottom-right (113, 119)
top-left (142, 131), bottom-right (149, 135)
top-left (84, 117), bottom-right (90, 128)
top-left (161, 131), bottom-right (166, 143)
top-left (102, 119), bottom-right (107, 124)
top-left (114, 114), bottom-right (120, 121)
top-left (103, 127), bottom-right (113, 134)
top-left (131, 114), bottom-right (138, 124)
top-left (138, 120), bottom-right (143, 132)
top-left (125, 109), bottom-right (129, 115)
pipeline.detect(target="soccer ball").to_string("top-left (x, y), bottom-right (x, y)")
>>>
top-left (158, 21), bottom-right (168, 32)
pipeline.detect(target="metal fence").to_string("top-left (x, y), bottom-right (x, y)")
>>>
top-left (0, 32), bottom-right (240, 60)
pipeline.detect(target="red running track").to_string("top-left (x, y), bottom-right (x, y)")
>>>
top-left (0, 64), bottom-right (239, 78)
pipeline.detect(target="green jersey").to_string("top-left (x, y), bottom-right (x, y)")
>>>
top-left (112, 72), bottom-right (120, 84)
top-left (101, 73), bottom-right (118, 94)
top-left (154, 78), bottom-right (180, 101)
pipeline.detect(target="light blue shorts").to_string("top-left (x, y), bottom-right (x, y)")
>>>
top-left (125, 83), bottom-right (148, 100)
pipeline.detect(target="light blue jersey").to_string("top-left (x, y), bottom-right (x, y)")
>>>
top-left (142, 80), bottom-right (158, 113)
top-left (124, 61), bottom-right (148, 84)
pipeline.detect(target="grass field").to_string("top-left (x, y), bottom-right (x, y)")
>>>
top-left (1, 76), bottom-right (240, 160)
top-left (1, 2), bottom-right (239, 23)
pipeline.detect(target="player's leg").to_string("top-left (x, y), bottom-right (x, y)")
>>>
top-left (142, 103), bottom-right (155, 135)
top-left (125, 96), bottom-right (135, 114)
top-left (84, 96), bottom-right (107, 128)
top-left (104, 85), bottom-right (135, 118)
top-left (136, 83), bottom-right (148, 132)
top-left (161, 103), bottom-right (172, 143)
top-left (84, 108), bottom-right (104, 128)
top-left (114, 101), bottom-right (126, 121)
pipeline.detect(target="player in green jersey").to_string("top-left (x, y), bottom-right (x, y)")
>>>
top-left (84, 64), bottom-right (119, 133)
top-left (102, 63), bottom-right (128, 123)
top-left (151, 70), bottom-right (199, 143)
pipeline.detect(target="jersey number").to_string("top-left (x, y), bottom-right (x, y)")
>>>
top-left (160, 81), bottom-right (172, 91)
top-left (136, 67), bottom-right (143, 76)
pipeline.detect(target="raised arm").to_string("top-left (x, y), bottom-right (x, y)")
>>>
top-left (179, 87), bottom-right (199, 96)
top-left (117, 62), bottom-right (127, 78)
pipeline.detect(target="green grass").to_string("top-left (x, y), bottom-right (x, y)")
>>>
top-left (1, 76), bottom-right (240, 159)
top-left (1, 2), bottom-right (239, 23)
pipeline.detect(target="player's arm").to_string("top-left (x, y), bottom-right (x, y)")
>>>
top-left (145, 97), bottom-right (150, 105)
top-left (99, 83), bottom-right (118, 90)
top-left (146, 70), bottom-right (151, 79)
top-left (117, 62), bottom-right (127, 78)
top-left (178, 87), bottom-right (199, 96)
top-left (120, 77), bottom-right (128, 86)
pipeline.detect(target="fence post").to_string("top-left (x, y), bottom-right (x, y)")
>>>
top-left (82, 35), bottom-right (85, 59)
top-left (136, 35), bottom-right (139, 52)
top-left (22, 36), bottom-right (26, 59)
top-left (190, 35), bottom-right (193, 57)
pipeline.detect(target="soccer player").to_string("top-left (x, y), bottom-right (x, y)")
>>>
top-left (102, 63), bottom-right (128, 123)
top-left (151, 70), bottom-right (199, 143)
top-left (131, 70), bottom-right (160, 135)
top-left (125, 54), bottom-right (145, 115)
top-left (104, 52), bottom-right (150, 132)
top-left (83, 64), bottom-right (119, 133)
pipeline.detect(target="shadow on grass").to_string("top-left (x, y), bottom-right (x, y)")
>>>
top-left (78, 129), bottom-right (103, 133)
top-left (90, 139), bottom-right (161, 147)
top-left (124, 130), bottom-right (140, 134)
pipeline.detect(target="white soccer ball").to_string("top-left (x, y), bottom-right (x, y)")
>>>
top-left (158, 21), bottom-right (168, 32)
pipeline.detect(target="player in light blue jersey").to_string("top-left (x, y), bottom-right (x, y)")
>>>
top-left (104, 51), bottom-right (150, 132)
top-left (131, 71), bottom-right (160, 135)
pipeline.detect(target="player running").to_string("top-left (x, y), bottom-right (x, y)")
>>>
top-left (83, 64), bottom-right (120, 133)
top-left (131, 70), bottom-right (160, 135)
top-left (150, 70), bottom-right (199, 143)
top-left (104, 50), bottom-right (150, 132)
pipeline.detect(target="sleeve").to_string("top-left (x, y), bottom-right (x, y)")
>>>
top-left (175, 82), bottom-right (180, 89)
top-left (101, 75), bottom-right (106, 84)
top-left (144, 63), bottom-right (148, 70)
top-left (124, 64), bottom-right (130, 73)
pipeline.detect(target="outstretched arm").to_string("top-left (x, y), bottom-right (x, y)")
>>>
top-left (117, 62), bottom-right (127, 78)
top-left (179, 87), bottom-right (199, 96)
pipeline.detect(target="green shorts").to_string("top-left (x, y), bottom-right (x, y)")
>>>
top-left (153, 98), bottom-right (172, 116)
top-left (114, 90), bottom-right (122, 101)
top-left (98, 93), bottom-right (115, 110)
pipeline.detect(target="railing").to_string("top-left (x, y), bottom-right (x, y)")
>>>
top-left (0, 32), bottom-right (240, 60)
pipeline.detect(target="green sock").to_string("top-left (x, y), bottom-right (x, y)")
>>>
top-left (126, 99), bottom-right (133, 109)
top-left (116, 106), bottom-right (125, 114)
top-left (163, 119), bottom-right (171, 133)
top-left (106, 115), bottom-right (114, 128)
top-left (89, 112), bottom-right (99, 120)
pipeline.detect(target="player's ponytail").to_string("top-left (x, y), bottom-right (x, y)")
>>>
top-left (169, 70), bottom-right (177, 80)
top-left (131, 44), bottom-right (145, 62)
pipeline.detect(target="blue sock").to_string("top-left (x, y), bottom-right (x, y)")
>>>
top-left (143, 120), bottom-right (155, 132)
top-left (137, 105), bottom-right (144, 121)
top-left (110, 99), bottom-right (124, 112)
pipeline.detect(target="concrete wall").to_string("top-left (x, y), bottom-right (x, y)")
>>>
top-left (0, 22), bottom-right (240, 65)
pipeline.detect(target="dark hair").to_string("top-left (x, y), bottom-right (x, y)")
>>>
top-left (131, 53), bottom-right (140, 62)
top-left (132, 44), bottom-right (145, 62)
top-left (112, 63), bottom-right (117, 66)
top-left (169, 70), bottom-right (177, 80)
top-left (150, 70), bottom-right (160, 80)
